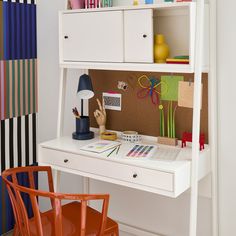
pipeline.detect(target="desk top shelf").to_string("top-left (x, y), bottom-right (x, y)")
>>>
top-left (38, 134), bottom-right (211, 198)
top-left (63, 2), bottom-right (194, 13)
top-left (60, 61), bottom-right (209, 73)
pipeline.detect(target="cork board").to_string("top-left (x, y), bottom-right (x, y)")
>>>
top-left (89, 70), bottom-right (208, 143)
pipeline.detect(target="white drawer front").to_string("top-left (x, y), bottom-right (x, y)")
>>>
top-left (61, 11), bottom-right (124, 62)
top-left (39, 148), bottom-right (174, 192)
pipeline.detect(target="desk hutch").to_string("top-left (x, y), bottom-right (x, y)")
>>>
top-left (38, 1), bottom-right (217, 236)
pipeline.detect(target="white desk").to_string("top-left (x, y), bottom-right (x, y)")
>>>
top-left (38, 134), bottom-right (211, 198)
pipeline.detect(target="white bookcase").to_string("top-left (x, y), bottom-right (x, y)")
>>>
top-left (39, 1), bottom-right (217, 236)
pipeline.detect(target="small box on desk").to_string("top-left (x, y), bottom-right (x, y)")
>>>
top-left (72, 116), bottom-right (94, 140)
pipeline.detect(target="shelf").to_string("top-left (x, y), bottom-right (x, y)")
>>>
top-left (60, 61), bottom-right (209, 73)
top-left (38, 135), bottom-right (211, 198)
top-left (63, 2), bottom-right (195, 14)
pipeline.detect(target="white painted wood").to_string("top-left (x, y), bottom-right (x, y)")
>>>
top-left (53, 169), bottom-right (61, 192)
top-left (83, 177), bottom-right (90, 194)
top-left (124, 9), bottom-right (153, 63)
top-left (60, 61), bottom-right (208, 73)
top-left (38, 1), bottom-right (213, 235)
top-left (38, 135), bottom-right (211, 198)
top-left (153, 7), bottom-right (190, 60)
top-left (60, 11), bottom-right (124, 62)
top-left (208, 0), bottom-right (218, 235)
top-left (60, 2), bottom-right (194, 13)
top-left (189, 0), bottom-right (205, 235)
top-left (189, 3), bottom-right (196, 70)
top-left (57, 68), bottom-right (67, 138)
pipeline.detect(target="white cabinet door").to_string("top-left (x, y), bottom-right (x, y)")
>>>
top-left (61, 11), bottom-right (124, 62)
top-left (124, 9), bottom-right (153, 63)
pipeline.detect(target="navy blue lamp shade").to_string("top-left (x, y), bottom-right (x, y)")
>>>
top-left (73, 74), bottom-right (94, 140)
top-left (77, 74), bottom-right (94, 99)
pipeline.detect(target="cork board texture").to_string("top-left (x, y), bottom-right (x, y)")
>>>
top-left (89, 70), bottom-right (208, 143)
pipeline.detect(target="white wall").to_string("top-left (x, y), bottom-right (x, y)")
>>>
top-left (217, 0), bottom-right (236, 235)
top-left (37, 0), bottom-right (236, 235)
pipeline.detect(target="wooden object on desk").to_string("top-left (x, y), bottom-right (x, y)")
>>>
top-left (94, 98), bottom-right (107, 134)
top-left (2, 166), bottom-right (119, 236)
top-left (89, 70), bottom-right (209, 143)
top-left (101, 131), bottom-right (118, 141)
top-left (158, 136), bottom-right (178, 146)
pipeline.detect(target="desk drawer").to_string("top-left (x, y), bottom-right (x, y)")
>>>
top-left (39, 148), bottom-right (174, 192)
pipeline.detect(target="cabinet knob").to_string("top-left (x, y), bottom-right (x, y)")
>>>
top-left (133, 173), bottom-right (138, 179)
top-left (143, 34), bottom-right (147, 38)
top-left (64, 159), bottom-right (69, 163)
top-left (64, 36), bottom-right (69, 39)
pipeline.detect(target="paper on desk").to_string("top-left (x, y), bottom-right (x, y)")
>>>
top-left (80, 140), bottom-right (121, 154)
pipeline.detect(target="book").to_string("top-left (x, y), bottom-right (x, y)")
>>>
top-left (166, 58), bottom-right (190, 64)
top-left (80, 140), bottom-right (121, 154)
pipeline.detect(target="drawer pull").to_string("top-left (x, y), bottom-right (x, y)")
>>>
top-left (64, 159), bottom-right (69, 163)
top-left (133, 173), bottom-right (138, 179)
top-left (143, 34), bottom-right (147, 38)
top-left (64, 36), bottom-right (68, 39)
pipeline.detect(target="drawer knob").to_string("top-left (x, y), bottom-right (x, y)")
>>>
top-left (143, 34), bottom-right (147, 38)
top-left (133, 173), bottom-right (138, 179)
top-left (64, 36), bottom-right (69, 39)
top-left (64, 159), bottom-right (69, 163)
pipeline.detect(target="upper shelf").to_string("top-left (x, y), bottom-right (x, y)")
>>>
top-left (62, 2), bottom-right (195, 14)
top-left (60, 61), bottom-right (209, 73)
top-left (59, 2), bottom-right (209, 73)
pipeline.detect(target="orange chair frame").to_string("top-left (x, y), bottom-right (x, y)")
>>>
top-left (2, 166), bottom-right (118, 236)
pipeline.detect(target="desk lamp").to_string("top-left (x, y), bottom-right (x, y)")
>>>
top-left (72, 74), bottom-right (94, 140)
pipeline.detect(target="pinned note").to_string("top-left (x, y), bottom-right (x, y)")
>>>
top-left (178, 81), bottom-right (203, 109)
top-left (161, 76), bottom-right (184, 101)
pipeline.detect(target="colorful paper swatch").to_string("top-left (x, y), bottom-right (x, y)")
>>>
top-left (126, 145), bottom-right (157, 158)
top-left (161, 75), bottom-right (184, 101)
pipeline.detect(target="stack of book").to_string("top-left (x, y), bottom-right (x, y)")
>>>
top-left (166, 56), bottom-right (189, 64)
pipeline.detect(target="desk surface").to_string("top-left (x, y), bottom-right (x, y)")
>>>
top-left (38, 134), bottom-right (211, 198)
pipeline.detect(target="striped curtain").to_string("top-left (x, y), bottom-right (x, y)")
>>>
top-left (0, 0), bottom-right (37, 234)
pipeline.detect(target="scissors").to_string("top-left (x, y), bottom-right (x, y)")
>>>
top-left (137, 75), bottom-right (168, 105)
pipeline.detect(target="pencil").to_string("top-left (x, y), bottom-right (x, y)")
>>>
top-left (116, 144), bottom-right (121, 154)
top-left (107, 146), bottom-right (117, 157)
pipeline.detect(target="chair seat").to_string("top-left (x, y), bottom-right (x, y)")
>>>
top-left (28, 201), bottom-right (118, 236)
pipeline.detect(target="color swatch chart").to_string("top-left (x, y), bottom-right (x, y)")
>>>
top-left (126, 145), bottom-right (157, 158)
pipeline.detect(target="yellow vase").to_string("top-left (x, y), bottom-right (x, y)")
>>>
top-left (154, 34), bottom-right (169, 63)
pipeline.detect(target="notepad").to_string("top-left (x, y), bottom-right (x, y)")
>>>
top-left (80, 141), bottom-right (120, 154)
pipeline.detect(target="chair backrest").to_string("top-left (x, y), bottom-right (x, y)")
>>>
top-left (2, 166), bottom-right (109, 236)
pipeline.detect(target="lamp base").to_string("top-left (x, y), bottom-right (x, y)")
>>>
top-left (72, 131), bottom-right (94, 140)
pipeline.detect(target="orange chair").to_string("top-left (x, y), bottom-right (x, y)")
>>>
top-left (2, 166), bottom-right (119, 236)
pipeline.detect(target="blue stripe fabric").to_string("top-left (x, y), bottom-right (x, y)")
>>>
top-left (5, 183), bottom-right (14, 232)
top-left (2, 0), bottom-right (37, 60)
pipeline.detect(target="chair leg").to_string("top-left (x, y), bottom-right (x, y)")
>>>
top-left (13, 227), bottom-right (20, 236)
top-left (113, 228), bottom-right (119, 236)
